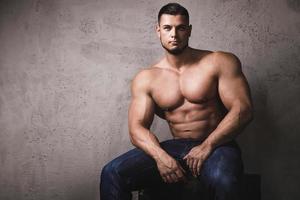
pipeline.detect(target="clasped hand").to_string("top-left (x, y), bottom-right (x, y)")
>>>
top-left (183, 145), bottom-right (211, 177)
top-left (156, 152), bottom-right (187, 183)
top-left (156, 145), bottom-right (211, 183)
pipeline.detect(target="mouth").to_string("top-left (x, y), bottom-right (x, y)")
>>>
top-left (169, 41), bottom-right (180, 45)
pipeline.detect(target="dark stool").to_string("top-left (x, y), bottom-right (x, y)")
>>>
top-left (138, 173), bottom-right (261, 200)
top-left (241, 174), bottom-right (261, 200)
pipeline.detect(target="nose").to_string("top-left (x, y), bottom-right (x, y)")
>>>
top-left (170, 27), bottom-right (177, 38)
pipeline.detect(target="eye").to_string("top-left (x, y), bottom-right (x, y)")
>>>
top-left (163, 26), bottom-right (171, 31)
top-left (178, 26), bottom-right (187, 31)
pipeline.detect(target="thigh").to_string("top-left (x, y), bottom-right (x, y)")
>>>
top-left (108, 139), bottom-right (191, 191)
top-left (107, 147), bottom-right (161, 190)
top-left (200, 141), bottom-right (244, 183)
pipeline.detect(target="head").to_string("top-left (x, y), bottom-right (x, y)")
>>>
top-left (156, 3), bottom-right (192, 55)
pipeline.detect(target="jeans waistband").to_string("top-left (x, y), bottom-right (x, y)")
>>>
top-left (170, 137), bottom-right (238, 147)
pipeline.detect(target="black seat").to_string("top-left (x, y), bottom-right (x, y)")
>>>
top-left (138, 173), bottom-right (261, 200)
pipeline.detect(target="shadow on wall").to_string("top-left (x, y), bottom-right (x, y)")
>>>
top-left (239, 35), bottom-right (300, 199)
top-left (238, 74), bottom-right (276, 200)
top-left (64, 178), bottom-right (98, 200)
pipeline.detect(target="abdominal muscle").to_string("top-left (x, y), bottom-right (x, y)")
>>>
top-left (164, 99), bottom-right (225, 140)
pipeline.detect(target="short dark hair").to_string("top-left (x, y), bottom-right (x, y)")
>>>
top-left (158, 3), bottom-right (189, 24)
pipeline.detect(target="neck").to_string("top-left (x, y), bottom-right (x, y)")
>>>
top-left (165, 47), bottom-right (193, 69)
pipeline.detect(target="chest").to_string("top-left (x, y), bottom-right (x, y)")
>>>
top-left (151, 67), bottom-right (218, 110)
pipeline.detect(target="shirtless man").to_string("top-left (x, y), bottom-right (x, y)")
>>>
top-left (100, 3), bottom-right (253, 200)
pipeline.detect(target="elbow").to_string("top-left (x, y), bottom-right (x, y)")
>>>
top-left (129, 126), bottom-right (144, 147)
top-left (246, 110), bottom-right (254, 125)
top-left (241, 105), bottom-right (254, 124)
top-left (129, 131), bottom-right (138, 147)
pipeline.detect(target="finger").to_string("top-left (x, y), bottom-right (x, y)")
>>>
top-left (178, 164), bottom-right (186, 174)
top-left (183, 154), bottom-right (188, 160)
top-left (170, 173), bottom-right (178, 183)
top-left (166, 174), bottom-right (174, 183)
top-left (189, 158), bottom-right (195, 176)
top-left (175, 166), bottom-right (184, 177)
top-left (192, 159), bottom-right (198, 177)
top-left (161, 173), bottom-right (170, 183)
top-left (185, 158), bottom-right (191, 168)
top-left (188, 158), bottom-right (194, 173)
top-left (175, 168), bottom-right (187, 182)
top-left (183, 152), bottom-right (191, 160)
top-left (196, 160), bottom-right (202, 176)
top-left (161, 175), bottom-right (167, 183)
top-left (184, 154), bottom-right (189, 161)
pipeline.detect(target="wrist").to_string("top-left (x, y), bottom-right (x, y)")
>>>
top-left (152, 148), bottom-right (169, 163)
top-left (200, 140), bottom-right (214, 154)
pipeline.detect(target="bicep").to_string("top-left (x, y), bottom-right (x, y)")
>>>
top-left (218, 57), bottom-right (252, 110)
top-left (129, 93), bottom-right (155, 130)
top-left (128, 72), bottom-right (155, 130)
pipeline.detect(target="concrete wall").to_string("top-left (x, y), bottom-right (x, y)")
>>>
top-left (0, 0), bottom-right (299, 199)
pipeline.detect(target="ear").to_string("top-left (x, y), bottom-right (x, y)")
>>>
top-left (189, 24), bottom-right (192, 37)
top-left (155, 23), bottom-right (160, 38)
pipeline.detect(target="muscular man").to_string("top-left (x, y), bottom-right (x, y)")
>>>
top-left (100, 3), bottom-right (253, 200)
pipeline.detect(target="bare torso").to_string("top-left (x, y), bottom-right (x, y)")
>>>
top-left (149, 50), bottom-right (226, 140)
top-left (126, 12), bottom-right (253, 184)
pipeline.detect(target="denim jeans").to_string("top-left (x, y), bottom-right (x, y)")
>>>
top-left (100, 138), bottom-right (243, 200)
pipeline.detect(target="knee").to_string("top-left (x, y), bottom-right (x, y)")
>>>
top-left (100, 161), bottom-right (120, 180)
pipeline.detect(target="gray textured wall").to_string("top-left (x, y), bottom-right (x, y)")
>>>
top-left (0, 0), bottom-right (299, 199)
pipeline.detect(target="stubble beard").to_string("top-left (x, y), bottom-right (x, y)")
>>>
top-left (160, 40), bottom-right (188, 55)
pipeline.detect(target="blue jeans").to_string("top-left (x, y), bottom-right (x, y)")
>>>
top-left (100, 138), bottom-right (243, 200)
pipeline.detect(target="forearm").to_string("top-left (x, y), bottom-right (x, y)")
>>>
top-left (130, 126), bottom-right (168, 162)
top-left (202, 105), bottom-right (253, 150)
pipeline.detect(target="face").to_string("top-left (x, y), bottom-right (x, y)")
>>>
top-left (156, 14), bottom-right (192, 55)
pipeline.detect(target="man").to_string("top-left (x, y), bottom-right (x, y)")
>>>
top-left (100, 3), bottom-right (253, 200)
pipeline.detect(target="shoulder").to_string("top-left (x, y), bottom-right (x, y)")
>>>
top-left (131, 67), bottom-right (159, 94)
top-left (211, 51), bottom-right (242, 75)
top-left (212, 51), bottom-right (241, 68)
top-left (131, 66), bottom-right (160, 84)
